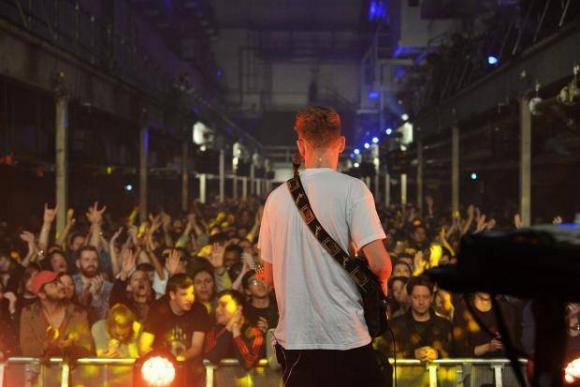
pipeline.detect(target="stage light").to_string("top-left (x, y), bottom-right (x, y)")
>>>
top-left (368, 91), bottom-right (380, 100)
top-left (141, 356), bottom-right (176, 387)
top-left (364, 143), bottom-right (370, 149)
top-left (401, 113), bottom-right (409, 121)
top-left (353, 162), bottom-right (360, 168)
top-left (470, 172), bottom-right (478, 180)
top-left (488, 56), bottom-right (499, 65)
top-left (565, 358), bottom-right (580, 384)
top-left (372, 137), bottom-right (379, 144)
top-left (125, 184), bottom-right (133, 192)
top-left (354, 148), bottom-right (360, 155)
top-left (386, 128), bottom-right (393, 135)
top-left (106, 166), bottom-right (113, 175)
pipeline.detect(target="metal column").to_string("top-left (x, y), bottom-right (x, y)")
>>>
top-left (384, 173), bottom-right (391, 207)
top-left (401, 174), bottom-right (407, 205)
top-left (417, 139), bottom-right (424, 215)
top-left (219, 150), bottom-right (225, 202)
top-left (250, 165), bottom-right (255, 195)
top-left (451, 125), bottom-right (460, 216)
top-left (55, 96), bottom-right (69, 235)
top-left (242, 177), bottom-right (248, 199)
top-left (199, 174), bottom-right (207, 204)
top-left (139, 125), bottom-right (149, 222)
top-left (233, 176), bottom-right (238, 199)
top-left (520, 97), bottom-right (532, 226)
top-left (181, 142), bottom-right (189, 213)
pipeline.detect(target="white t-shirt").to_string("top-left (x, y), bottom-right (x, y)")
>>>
top-left (258, 168), bottom-right (386, 350)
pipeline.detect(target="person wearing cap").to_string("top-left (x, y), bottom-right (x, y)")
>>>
top-left (19, 271), bottom-right (94, 357)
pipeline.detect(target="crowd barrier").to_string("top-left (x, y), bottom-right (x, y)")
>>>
top-left (0, 357), bottom-right (528, 387)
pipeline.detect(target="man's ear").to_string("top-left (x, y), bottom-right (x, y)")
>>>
top-left (337, 136), bottom-right (346, 153)
top-left (296, 139), bottom-right (306, 159)
top-left (75, 260), bottom-right (80, 269)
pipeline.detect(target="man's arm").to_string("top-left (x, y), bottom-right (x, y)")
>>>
top-left (361, 239), bottom-right (392, 295)
top-left (180, 331), bottom-right (205, 361)
top-left (139, 332), bottom-right (155, 356)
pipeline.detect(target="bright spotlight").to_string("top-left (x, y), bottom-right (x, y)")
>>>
top-left (386, 128), bottom-right (393, 135)
top-left (364, 143), bottom-right (370, 149)
top-left (125, 184), bottom-right (133, 192)
top-left (487, 56), bottom-right (499, 65)
top-left (470, 172), bottom-right (478, 181)
top-left (372, 137), bottom-right (379, 144)
top-left (353, 162), bottom-right (360, 168)
top-left (354, 148), bottom-right (360, 155)
top-left (401, 113), bottom-right (409, 121)
top-left (141, 356), bottom-right (176, 387)
top-left (565, 358), bottom-right (580, 384)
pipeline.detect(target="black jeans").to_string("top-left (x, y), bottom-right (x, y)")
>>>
top-left (275, 343), bottom-right (390, 387)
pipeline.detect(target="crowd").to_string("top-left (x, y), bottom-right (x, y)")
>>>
top-left (0, 192), bottom-right (578, 380)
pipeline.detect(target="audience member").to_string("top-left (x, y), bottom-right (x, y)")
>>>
top-left (92, 303), bottom-right (141, 358)
top-left (20, 271), bottom-right (93, 357)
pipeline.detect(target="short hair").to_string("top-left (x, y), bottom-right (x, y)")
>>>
top-left (166, 273), bottom-right (193, 295)
top-left (225, 244), bottom-right (243, 256)
top-left (107, 303), bottom-right (136, 330)
top-left (406, 275), bottom-right (435, 295)
top-left (393, 260), bottom-right (412, 274)
top-left (76, 245), bottom-right (99, 260)
top-left (192, 266), bottom-right (214, 281)
top-left (294, 106), bottom-right (341, 148)
top-left (388, 275), bottom-right (409, 290)
top-left (217, 289), bottom-right (246, 311)
top-left (136, 263), bottom-right (155, 273)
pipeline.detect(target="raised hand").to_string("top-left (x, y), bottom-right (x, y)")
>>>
top-left (514, 214), bottom-right (523, 229)
top-left (86, 201), bottom-right (107, 224)
top-left (160, 211), bottom-right (172, 231)
top-left (19, 231), bottom-right (36, 245)
top-left (43, 203), bottom-right (58, 224)
top-left (166, 249), bottom-right (182, 276)
top-left (553, 216), bottom-right (563, 225)
top-left (120, 246), bottom-right (137, 277)
top-left (111, 227), bottom-right (123, 243)
top-left (90, 274), bottom-right (105, 295)
top-left (148, 214), bottom-right (162, 235)
top-left (208, 243), bottom-right (225, 269)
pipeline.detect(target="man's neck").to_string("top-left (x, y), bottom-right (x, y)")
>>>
top-left (412, 309), bottom-right (431, 322)
top-left (169, 299), bottom-right (185, 316)
top-left (41, 300), bottom-right (65, 316)
top-left (251, 296), bottom-right (270, 309)
top-left (303, 150), bottom-right (338, 170)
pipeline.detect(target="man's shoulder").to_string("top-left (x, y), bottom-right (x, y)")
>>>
top-left (21, 300), bottom-right (40, 316)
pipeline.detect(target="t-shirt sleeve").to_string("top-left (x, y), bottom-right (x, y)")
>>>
top-left (190, 303), bottom-right (211, 333)
top-left (142, 302), bottom-right (163, 335)
top-left (257, 197), bottom-right (273, 263)
top-left (348, 180), bottom-right (386, 252)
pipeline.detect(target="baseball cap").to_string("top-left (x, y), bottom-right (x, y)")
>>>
top-left (31, 271), bottom-right (60, 295)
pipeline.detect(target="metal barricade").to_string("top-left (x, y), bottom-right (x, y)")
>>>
top-left (0, 357), bottom-right (527, 387)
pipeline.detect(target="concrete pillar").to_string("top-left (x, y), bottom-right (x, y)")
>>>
top-left (520, 96), bottom-right (532, 226)
top-left (417, 139), bottom-right (424, 215)
top-left (55, 96), bottom-right (69, 234)
top-left (242, 177), bottom-right (248, 199)
top-left (199, 174), bottom-right (207, 204)
top-left (250, 165), bottom-right (255, 195)
top-left (181, 142), bottom-right (189, 213)
top-left (219, 150), bottom-right (225, 202)
top-left (139, 125), bottom-right (149, 223)
top-left (233, 176), bottom-right (238, 199)
top-left (384, 173), bottom-right (391, 207)
top-left (401, 173), bottom-right (407, 205)
top-left (451, 125), bottom-right (460, 216)
top-left (255, 179), bottom-right (261, 196)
